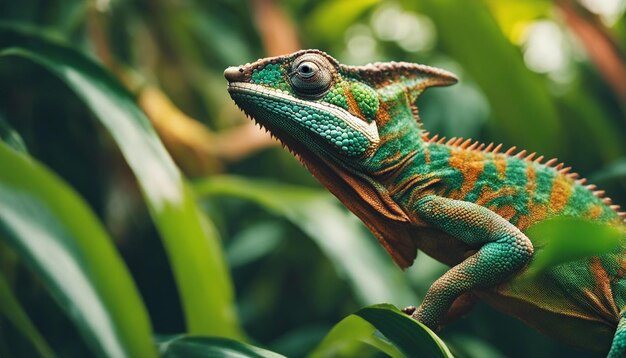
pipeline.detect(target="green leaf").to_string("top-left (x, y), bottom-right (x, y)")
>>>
top-left (0, 141), bottom-right (155, 357)
top-left (193, 175), bottom-right (418, 307)
top-left (310, 315), bottom-right (404, 358)
top-left (526, 217), bottom-right (624, 275)
top-left (0, 270), bottom-right (54, 358)
top-left (311, 304), bottom-right (453, 358)
top-left (0, 23), bottom-right (242, 338)
top-left (159, 336), bottom-right (286, 358)
top-left (355, 304), bottom-right (453, 358)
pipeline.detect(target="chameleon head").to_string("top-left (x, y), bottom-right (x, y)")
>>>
top-left (225, 50), bottom-right (457, 160)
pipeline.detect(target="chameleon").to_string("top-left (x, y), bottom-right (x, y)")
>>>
top-left (224, 49), bottom-right (626, 356)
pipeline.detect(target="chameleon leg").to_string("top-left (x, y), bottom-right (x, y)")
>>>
top-left (411, 195), bottom-right (534, 329)
top-left (608, 310), bottom-right (626, 358)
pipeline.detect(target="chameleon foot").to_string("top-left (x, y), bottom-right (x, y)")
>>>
top-left (401, 306), bottom-right (416, 315)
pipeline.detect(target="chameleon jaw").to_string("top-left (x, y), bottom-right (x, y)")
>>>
top-left (227, 82), bottom-right (380, 156)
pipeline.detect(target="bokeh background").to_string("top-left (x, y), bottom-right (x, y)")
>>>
top-left (0, 0), bottom-right (625, 357)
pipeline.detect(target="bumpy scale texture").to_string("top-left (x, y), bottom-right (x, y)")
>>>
top-left (350, 82), bottom-right (379, 121)
top-left (412, 195), bottom-right (533, 328)
top-left (238, 92), bottom-right (370, 157)
top-left (323, 85), bottom-right (349, 111)
top-left (226, 49), bottom-right (626, 357)
top-left (251, 63), bottom-right (290, 92)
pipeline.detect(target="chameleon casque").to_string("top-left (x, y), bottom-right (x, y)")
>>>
top-left (224, 50), bottom-right (626, 356)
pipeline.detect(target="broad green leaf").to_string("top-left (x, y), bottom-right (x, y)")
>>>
top-left (310, 314), bottom-right (403, 358)
top-left (526, 217), bottom-right (624, 275)
top-left (419, 0), bottom-right (562, 156)
top-left (193, 175), bottom-right (418, 307)
top-left (356, 304), bottom-right (453, 358)
top-left (0, 142), bottom-right (155, 357)
top-left (0, 24), bottom-right (242, 338)
top-left (0, 270), bottom-right (54, 358)
top-left (311, 304), bottom-right (452, 358)
top-left (159, 336), bottom-right (286, 358)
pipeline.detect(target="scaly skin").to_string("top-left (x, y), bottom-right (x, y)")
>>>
top-left (224, 50), bottom-right (626, 356)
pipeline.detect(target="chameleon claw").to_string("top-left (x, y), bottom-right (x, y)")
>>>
top-left (402, 306), bottom-right (417, 316)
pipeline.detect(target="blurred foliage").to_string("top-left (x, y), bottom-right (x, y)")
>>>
top-left (0, 0), bottom-right (625, 357)
top-left (526, 217), bottom-right (624, 275)
top-left (193, 175), bottom-right (418, 307)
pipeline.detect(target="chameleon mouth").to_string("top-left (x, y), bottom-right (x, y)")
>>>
top-left (227, 82), bottom-right (380, 147)
top-left (227, 84), bottom-right (330, 167)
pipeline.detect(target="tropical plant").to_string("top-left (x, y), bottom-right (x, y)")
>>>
top-left (0, 1), bottom-right (624, 357)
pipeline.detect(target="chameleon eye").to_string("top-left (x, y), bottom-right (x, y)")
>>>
top-left (290, 54), bottom-right (333, 98)
top-left (297, 61), bottom-right (318, 78)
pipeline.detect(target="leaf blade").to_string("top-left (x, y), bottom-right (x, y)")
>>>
top-left (311, 304), bottom-right (453, 358)
top-left (160, 336), bottom-right (286, 358)
top-left (0, 23), bottom-right (242, 338)
top-left (355, 304), bottom-right (453, 358)
top-left (0, 270), bottom-right (54, 358)
top-left (309, 314), bottom-right (404, 358)
top-left (0, 141), bottom-right (156, 357)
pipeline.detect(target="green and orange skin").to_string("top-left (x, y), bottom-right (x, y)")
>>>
top-left (224, 50), bottom-right (626, 356)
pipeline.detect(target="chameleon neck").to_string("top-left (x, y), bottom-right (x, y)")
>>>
top-left (364, 98), bottom-right (426, 174)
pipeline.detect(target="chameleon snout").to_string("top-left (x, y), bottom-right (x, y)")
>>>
top-left (224, 66), bottom-right (245, 82)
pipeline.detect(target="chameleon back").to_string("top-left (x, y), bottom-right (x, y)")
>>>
top-left (225, 49), bottom-right (626, 355)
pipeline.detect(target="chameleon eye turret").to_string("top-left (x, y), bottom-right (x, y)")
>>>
top-left (289, 53), bottom-right (334, 99)
top-left (225, 50), bottom-right (379, 158)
